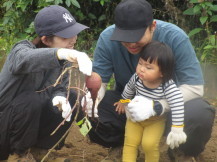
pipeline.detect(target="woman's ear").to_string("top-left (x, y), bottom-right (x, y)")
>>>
top-left (41, 36), bottom-right (51, 46)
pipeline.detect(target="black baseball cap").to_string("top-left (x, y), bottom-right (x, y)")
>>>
top-left (110, 0), bottom-right (153, 43)
top-left (34, 5), bottom-right (89, 38)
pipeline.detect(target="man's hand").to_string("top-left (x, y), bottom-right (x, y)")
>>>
top-left (52, 96), bottom-right (72, 122)
top-left (127, 96), bottom-right (156, 122)
top-left (166, 126), bottom-right (187, 149)
top-left (57, 48), bottom-right (92, 76)
top-left (81, 92), bottom-right (99, 117)
top-left (81, 83), bottom-right (107, 117)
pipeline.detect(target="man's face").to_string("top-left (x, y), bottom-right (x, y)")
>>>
top-left (121, 21), bottom-right (156, 55)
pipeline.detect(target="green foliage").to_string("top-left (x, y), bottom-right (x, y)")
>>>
top-left (0, 0), bottom-right (216, 89)
top-left (183, 0), bottom-right (217, 63)
top-left (199, 33), bottom-right (217, 63)
top-left (0, 0), bottom-right (119, 55)
top-left (0, 0), bottom-right (216, 66)
top-left (0, 0), bottom-right (34, 52)
top-left (107, 75), bottom-right (115, 90)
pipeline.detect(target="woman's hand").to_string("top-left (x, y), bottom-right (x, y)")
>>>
top-left (57, 48), bottom-right (92, 76)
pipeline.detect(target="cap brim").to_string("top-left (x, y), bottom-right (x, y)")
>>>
top-left (110, 26), bottom-right (147, 43)
top-left (54, 22), bottom-right (89, 38)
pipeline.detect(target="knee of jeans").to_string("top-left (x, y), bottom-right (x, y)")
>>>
top-left (11, 92), bottom-right (42, 114)
top-left (124, 136), bottom-right (141, 148)
top-left (141, 139), bottom-right (159, 153)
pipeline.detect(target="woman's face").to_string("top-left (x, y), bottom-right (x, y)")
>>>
top-left (48, 35), bottom-right (77, 49)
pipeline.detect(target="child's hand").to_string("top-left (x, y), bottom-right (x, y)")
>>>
top-left (166, 126), bottom-right (187, 149)
top-left (114, 101), bottom-right (125, 114)
top-left (126, 96), bottom-right (155, 122)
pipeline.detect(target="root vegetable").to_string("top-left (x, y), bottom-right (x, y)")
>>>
top-left (85, 72), bottom-right (102, 118)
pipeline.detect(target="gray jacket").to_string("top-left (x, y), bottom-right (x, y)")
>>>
top-left (0, 40), bottom-right (69, 110)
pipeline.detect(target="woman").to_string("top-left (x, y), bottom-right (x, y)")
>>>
top-left (0, 5), bottom-right (92, 161)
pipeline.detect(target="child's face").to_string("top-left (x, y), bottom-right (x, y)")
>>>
top-left (48, 35), bottom-right (77, 49)
top-left (136, 58), bottom-right (163, 83)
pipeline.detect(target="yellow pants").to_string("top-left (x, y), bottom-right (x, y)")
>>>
top-left (122, 116), bottom-right (166, 162)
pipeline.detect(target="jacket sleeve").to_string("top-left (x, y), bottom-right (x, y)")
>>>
top-left (159, 84), bottom-right (203, 114)
top-left (8, 40), bottom-right (61, 74)
top-left (164, 80), bottom-right (185, 126)
top-left (121, 74), bottom-right (136, 99)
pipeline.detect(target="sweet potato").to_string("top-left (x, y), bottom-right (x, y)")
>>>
top-left (85, 72), bottom-right (102, 117)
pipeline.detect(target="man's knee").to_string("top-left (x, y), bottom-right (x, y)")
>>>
top-left (178, 98), bottom-right (215, 156)
top-left (184, 98), bottom-right (215, 136)
top-left (184, 98), bottom-right (215, 123)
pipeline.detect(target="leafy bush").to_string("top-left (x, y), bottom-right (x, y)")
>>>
top-left (0, 0), bottom-right (216, 63)
top-left (183, 0), bottom-right (217, 64)
top-left (0, 0), bottom-right (120, 53)
top-left (1, 0), bottom-right (216, 90)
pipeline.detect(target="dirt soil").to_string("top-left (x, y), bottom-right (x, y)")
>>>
top-left (38, 99), bottom-right (217, 162)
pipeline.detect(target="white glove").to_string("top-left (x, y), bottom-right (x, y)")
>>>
top-left (125, 107), bottom-right (136, 122)
top-left (166, 126), bottom-right (187, 149)
top-left (81, 92), bottom-right (99, 117)
top-left (57, 48), bottom-right (92, 76)
top-left (52, 96), bottom-right (72, 122)
top-left (127, 96), bottom-right (156, 122)
top-left (81, 83), bottom-right (107, 117)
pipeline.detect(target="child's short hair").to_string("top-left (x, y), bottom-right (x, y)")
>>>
top-left (139, 41), bottom-right (175, 84)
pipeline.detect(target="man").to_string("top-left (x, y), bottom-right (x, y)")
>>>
top-left (84, 0), bottom-right (215, 161)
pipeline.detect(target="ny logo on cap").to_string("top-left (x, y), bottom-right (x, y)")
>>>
top-left (63, 13), bottom-right (73, 23)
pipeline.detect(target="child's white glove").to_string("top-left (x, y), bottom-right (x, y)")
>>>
top-left (125, 107), bottom-right (136, 122)
top-left (57, 48), bottom-right (92, 76)
top-left (52, 96), bottom-right (72, 122)
top-left (127, 96), bottom-right (156, 122)
top-left (81, 92), bottom-right (99, 118)
top-left (166, 126), bottom-right (187, 149)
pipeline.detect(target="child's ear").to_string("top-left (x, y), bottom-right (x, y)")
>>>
top-left (160, 73), bottom-right (163, 78)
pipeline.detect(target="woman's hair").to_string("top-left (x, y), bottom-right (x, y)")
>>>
top-left (32, 36), bottom-right (54, 48)
top-left (139, 41), bottom-right (175, 84)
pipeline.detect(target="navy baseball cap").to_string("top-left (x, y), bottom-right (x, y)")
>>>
top-left (110, 0), bottom-right (153, 43)
top-left (34, 5), bottom-right (89, 38)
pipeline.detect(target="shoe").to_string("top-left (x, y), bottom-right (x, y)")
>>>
top-left (100, 146), bottom-right (122, 162)
top-left (7, 152), bottom-right (36, 162)
top-left (168, 148), bottom-right (197, 162)
top-left (30, 147), bottom-right (48, 161)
